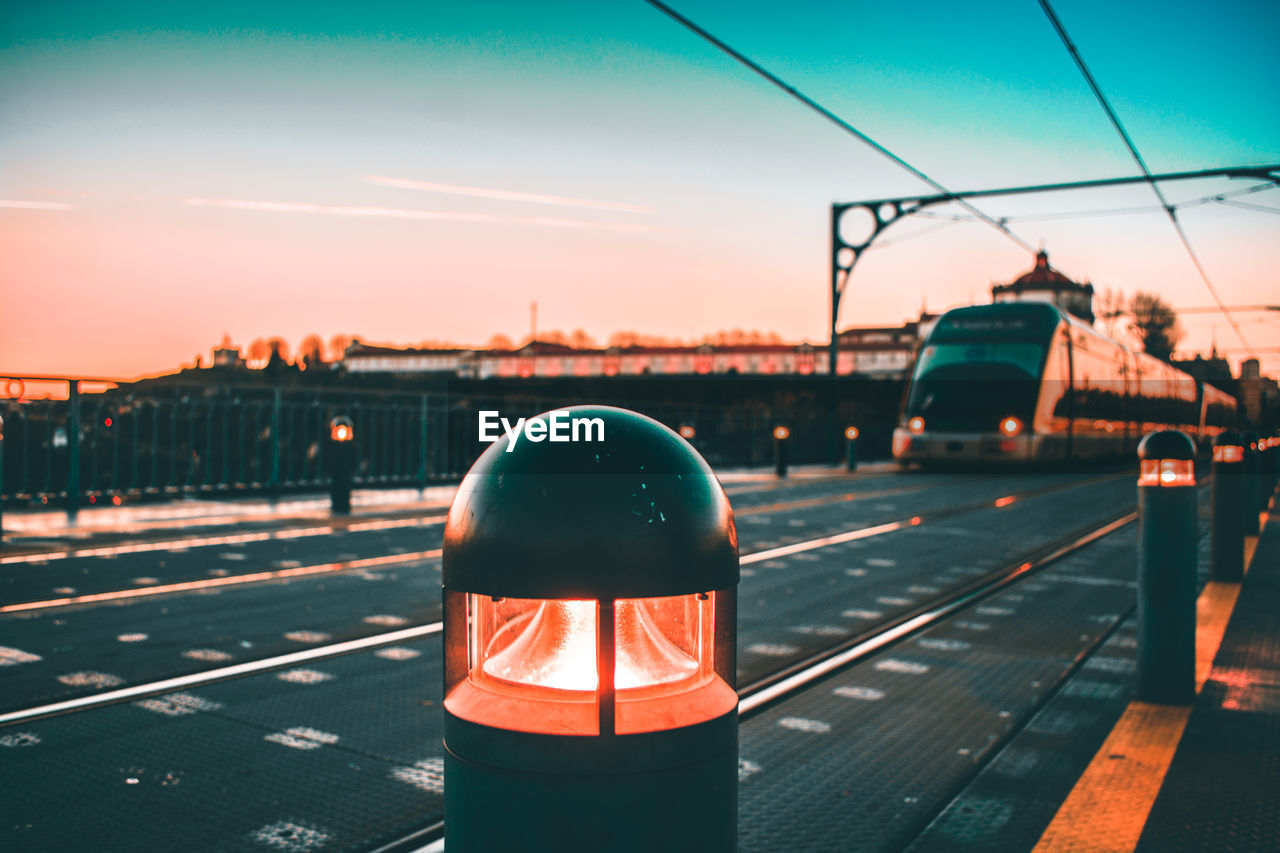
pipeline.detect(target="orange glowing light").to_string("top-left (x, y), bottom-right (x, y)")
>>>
top-left (1139, 459), bottom-right (1195, 487)
top-left (1213, 445), bottom-right (1244, 464)
top-left (447, 593), bottom-right (736, 736)
top-left (330, 420), bottom-right (354, 442)
top-left (112, 495), bottom-right (122, 506)
top-left (995, 496), bottom-right (1016, 508)
top-left (907, 416), bottom-right (925, 435)
top-left (679, 425), bottom-right (696, 440)
top-left (999, 417), bottom-right (1022, 436)
top-left (773, 426), bottom-right (790, 441)
top-left (845, 426), bottom-right (859, 440)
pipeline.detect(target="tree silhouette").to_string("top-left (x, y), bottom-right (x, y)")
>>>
top-left (247, 338), bottom-right (270, 366)
top-left (486, 334), bottom-right (515, 350)
top-left (1129, 292), bottom-right (1183, 362)
top-left (328, 334), bottom-right (353, 362)
top-left (298, 335), bottom-right (325, 369)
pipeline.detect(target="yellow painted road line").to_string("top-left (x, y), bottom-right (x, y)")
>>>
top-left (1033, 511), bottom-right (1268, 853)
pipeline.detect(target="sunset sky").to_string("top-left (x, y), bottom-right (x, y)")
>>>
top-left (2, 0), bottom-right (1278, 379)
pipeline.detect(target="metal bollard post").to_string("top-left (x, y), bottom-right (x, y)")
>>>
top-left (1243, 433), bottom-right (1261, 536)
top-left (327, 416), bottom-right (355, 515)
top-left (844, 426), bottom-right (859, 472)
top-left (1135, 431), bottom-right (1197, 704)
top-left (773, 425), bottom-right (790, 477)
top-left (442, 406), bottom-right (739, 852)
top-left (1211, 431), bottom-right (1246, 582)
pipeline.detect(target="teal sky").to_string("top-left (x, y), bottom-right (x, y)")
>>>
top-left (2, 1), bottom-right (1277, 377)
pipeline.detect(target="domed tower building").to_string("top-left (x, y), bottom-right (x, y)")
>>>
top-left (991, 250), bottom-right (1095, 324)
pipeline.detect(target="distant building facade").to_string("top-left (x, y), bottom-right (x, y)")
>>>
top-left (991, 250), bottom-right (1095, 323)
top-left (339, 318), bottom-right (934, 380)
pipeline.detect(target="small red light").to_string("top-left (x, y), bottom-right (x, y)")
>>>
top-left (998, 439), bottom-right (1017, 453)
top-left (679, 425), bottom-right (696, 440)
top-left (845, 426), bottom-right (859, 440)
top-left (773, 426), bottom-right (790, 441)
top-left (112, 495), bottom-right (122, 506)
top-left (1000, 417), bottom-right (1022, 436)
top-left (89, 495), bottom-right (96, 504)
top-left (907, 417), bottom-right (925, 435)
top-left (104, 417), bottom-right (113, 427)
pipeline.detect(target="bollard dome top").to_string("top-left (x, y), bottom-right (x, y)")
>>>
top-left (443, 406), bottom-right (739, 599)
top-left (1137, 430), bottom-right (1196, 461)
top-left (1212, 430), bottom-right (1242, 448)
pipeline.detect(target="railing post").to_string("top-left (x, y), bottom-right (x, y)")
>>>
top-left (773, 425), bottom-right (790, 477)
top-left (1135, 430), bottom-right (1197, 704)
top-left (1243, 432), bottom-right (1261, 537)
top-left (0, 413), bottom-right (6, 541)
top-left (845, 426), bottom-right (860, 472)
top-left (66, 380), bottom-right (81, 520)
top-left (269, 388), bottom-right (282, 497)
top-left (418, 395), bottom-right (430, 491)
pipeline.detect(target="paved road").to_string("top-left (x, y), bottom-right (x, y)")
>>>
top-left (0, 465), bottom-right (1160, 852)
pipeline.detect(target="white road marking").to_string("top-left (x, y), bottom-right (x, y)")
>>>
top-left (844, 568), bottom-right (868, 577)
top-left (875, 659), bottom-right (930, 675)
top-left (57, 672), bottom-right (124, 688)
top-left (834, 686), bottom-right (886, 701)
top-left (745, 642), bottom-right (800, 657)
top-left (135, 692), bottom-right (223, 716)
top-left (842, 608), bottom-right (883, 620)
top-left (275, 560), bottom-right (303, 569)
top-left (0, 732), bottom-right (41, 747)
top-left (284, 631), bottom-right (332, 644)
top-left (917, 638), bottom-right (971, 651)
top-left (791, 625), bottom-right (845, 637)
top-left (738, 759), bottom-right (763, 781)
top-left (131, 577), bottom-right (159, 585)
top-left (953, 621), bottom-right (991, 631)
top-left (976, 606), bottom-right (1015, 616)
top-left (117, 633), bottom-right (148, 643)
top-left (391, 757), bottom-right (445, 793)
top-left (183, 649), bottom-right (233, 662)
top-left (787, 519), bottom-right (807, 527)
top-left (867, 558), bottom-right (897, 567)
top-left (1083, 656), bottom-right (1135, 674)
top-left (778, 716), bottom-right (832, 734)
top-left (52, 587), bottom-right (75, 595)
top-left (264, 727), bottom-right (339, 750)
top-left (363, 615), bottom-right (408, 627)
top-left (251, 820), bottom-right (332, 852)
top-left (374, 647), bottom-right (421, 661)
top-left (208, 568), bottom-right (231, 577)
top-left (276, 669), bottom-right (334, 685)
top-left (0, 647), bottom-right (42, 666)
top-left (220, 552), bottom-right (248, 561)
top-left (876, 596), bottom-right (913, 606)
top-left (907, 585), bottom-right (940, 594)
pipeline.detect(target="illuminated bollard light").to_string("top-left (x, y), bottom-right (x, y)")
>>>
top-left (442, 406), bottom-right (740, 852)
top-left (1243, 433), bottom-right (1261, 536)
top-left (327, 416), bottom-right (355, 515)
top-left (845, 426), bottom-right (860, 472)
top-left (773, 425), bottom-right (790, 478)
top-left (1135, 431), bottom-right (1197, 704)
top-left (1211, 431), bottom-right (1246, 582)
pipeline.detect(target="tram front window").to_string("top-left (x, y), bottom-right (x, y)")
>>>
top-left (905, 342), bottom-right (1045, 432)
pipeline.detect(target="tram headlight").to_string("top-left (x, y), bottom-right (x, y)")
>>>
top-left (999, 417), bottom-right (1023, 437)
top-left (907, 416), bottom-right (925, 435)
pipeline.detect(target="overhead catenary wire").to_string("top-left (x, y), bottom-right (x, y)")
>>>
top-left (1037, 0), bottom-right (1257, 360)
top-left (641, 0), bottom-right (1037, 255)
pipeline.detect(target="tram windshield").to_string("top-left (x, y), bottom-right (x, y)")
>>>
top-left (904, 342), bottom-right (1046, 430)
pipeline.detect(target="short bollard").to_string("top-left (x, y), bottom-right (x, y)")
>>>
top-left (1211, 431), bottom-right (1245, 582)
top-left (442, 406), bottom-right (739, 852)
top-left (845, 426), bottom-right (859, 472)
top-left (1136, 431), bottom-right (1197, 704)
top-left (327, 416), bottom-right (355, 515)
top-left (773, 425), bottom-right (790, 477)
top-left (1243, 434), bottom-right (1261, 536)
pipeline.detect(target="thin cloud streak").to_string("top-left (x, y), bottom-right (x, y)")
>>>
top-left (0, 200), bottom-right (76, 210)
top-left (184, 197), bottom-right (654, 232)
top-left (365, 175), bottom-right (654, 214)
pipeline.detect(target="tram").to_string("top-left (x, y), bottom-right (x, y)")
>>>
top-left (892, 302), bottom-right (1236, 465)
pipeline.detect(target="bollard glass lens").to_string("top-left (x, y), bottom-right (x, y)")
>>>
top-left (445, 592), bottom-right (736, 735)
top-left (1213, 445), bottom-right (1243, 463)
top-left (1138, 459), bottom-right (1194, 487)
